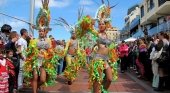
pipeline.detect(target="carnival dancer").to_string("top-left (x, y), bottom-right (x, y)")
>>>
top-left (64, 32), bottom-right (79, 85)
top-left (57, 18), bottom-right (79, 85)
top-left (23, 0), bottom-right (58, 93)
top-left (89, 19), bottom-right (119, 93)
top-left (77, 1), bottom-right (118, 92)
top-left (23, 27), bottom-right (58, 93)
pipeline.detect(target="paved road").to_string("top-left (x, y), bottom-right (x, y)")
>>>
top-left (19, 69), bottom-right (169, 93)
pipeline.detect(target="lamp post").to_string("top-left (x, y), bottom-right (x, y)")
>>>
top-left (29, 0), bottom-right (35, 36)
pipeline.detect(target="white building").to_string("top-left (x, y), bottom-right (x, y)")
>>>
top-left (106, 27), bottom-right (120, 42)
top-left (121, 4), bottom-right (140, 40)
top-left (140, 0), bottom-right (170, 36)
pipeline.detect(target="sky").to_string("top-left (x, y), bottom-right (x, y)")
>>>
top-left (0, 0), bottom-right (141, 40)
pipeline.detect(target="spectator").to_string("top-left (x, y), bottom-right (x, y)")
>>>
top-left (118, 41), bottom-right (129, 73)
top-left (0, 24), bottom-right (12, 44)
top-left (5, 31), bottom-right (20, 89)
top-left (131, 41), bottom-right (138, 70)
top-left (16, 28), bottom-right (28, 89)
top-left (154, 32), bottom-right (170, 91)
top-left (51, 38), bottom-right (56, 49)
top-left (56, 40), bottom-right (64, 75)
top-left (0, 48), bottom-right (14, 93)
top-left (138, 39), bottom-right (147, 79)
top-left (6, 49), bottom-right (17, 93)
top-left (146, 36), bottom-right (154, 81)
top-left (0, 37), bottom-right (4, 49)
top-left (85, 46), bottom-right (92, 64)
top-left (150, 39), bottom-right (162, 89)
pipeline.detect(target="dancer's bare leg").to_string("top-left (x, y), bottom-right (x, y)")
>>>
top-left (32, 70), bottom-right (38, 93)
top-left (103, 67), bottom-right (112, 90)
top-left (93, 69), bottom-right (102, 93)
top-left (40, 67), bottom-right (46, 90)
top-left (93, 80), bottom-right (101, 93)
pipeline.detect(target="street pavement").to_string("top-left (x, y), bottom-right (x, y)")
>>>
top-left (19, 69), bottom-right (169, 93)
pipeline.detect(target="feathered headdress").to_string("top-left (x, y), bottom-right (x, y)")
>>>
top-left (55, 17), bottom-right (76, 34)
top-left (55, 7), bottom-right (84, 38)
top-left (36, 0), bottom-right (51, 32)
top-left (95, 0), bottom-right (117, 28)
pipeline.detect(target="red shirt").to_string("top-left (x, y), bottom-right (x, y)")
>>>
top-left (85, 48), bottom-right (91, 56)
top-left (118, 44), bottom-right (129, 57)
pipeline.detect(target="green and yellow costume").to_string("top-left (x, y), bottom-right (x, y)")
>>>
top-left (23, 39), bottom-right (59, 86)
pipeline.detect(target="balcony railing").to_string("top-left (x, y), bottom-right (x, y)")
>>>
top-left (148, 20), bottom-right (170, 36)
top-left (158, 21), bottom-right (170, 32)
top-left (132, 29), bottom-right (144, 38)
top-left (148, 26), bottom-right (157, 36)
top-left (130, 16), bottom-right (140, 30)
top-left (158, 0), bottom-right (170, 6)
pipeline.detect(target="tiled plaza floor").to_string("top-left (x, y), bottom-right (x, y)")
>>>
top-left (19, 69), bottom-right (165, 93)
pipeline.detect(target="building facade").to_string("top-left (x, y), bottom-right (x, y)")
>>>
top-left (121, 4), bottom-right (141, 40)
top-left (140, 0), bottom-right (170, 36)
top-left (106, 27), bottom-right (120, 42)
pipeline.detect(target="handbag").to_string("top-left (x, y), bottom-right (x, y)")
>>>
top-left (156, 47), bottom-right (169, 68)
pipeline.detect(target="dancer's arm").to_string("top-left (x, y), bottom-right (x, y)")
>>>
top-left (90, 29), bottom-right (99, 37)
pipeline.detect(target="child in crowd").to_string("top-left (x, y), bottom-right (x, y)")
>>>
top-left (0, 49), bottom-right (14, 93)
top-left (6, 50), bottom-right (16, 93)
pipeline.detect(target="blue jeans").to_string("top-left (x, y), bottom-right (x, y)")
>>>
top-left (86, 56), bottom-right (90, 64)
top-left (57, 59), bottom-right (64, 75)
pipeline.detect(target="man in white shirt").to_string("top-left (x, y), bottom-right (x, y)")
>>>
top-left (16, 28), bottom-right (28, 89)
top-left (56, 40), bottom-right (64, 75)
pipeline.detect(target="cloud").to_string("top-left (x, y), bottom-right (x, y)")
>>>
top-left (35, 0), bottom-right (71, 8)
top-left (79, 0), bottom-right (94, 6)
top-left (0, 0), bottom-right (7, 6)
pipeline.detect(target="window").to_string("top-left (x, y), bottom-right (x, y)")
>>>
top-left (158, 0), bottom-right (169, 6)
top-left (141, 6), bottom-right (144, 18)
top-left (147, 0), bottom-right (154, 12)
top-left (150, 0), bottom-right (154, 9)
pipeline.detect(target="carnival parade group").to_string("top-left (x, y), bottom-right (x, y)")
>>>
top-left (1, 0), bottom-right (170, 93)
top-left (0, 0), bottom-right (119, 93)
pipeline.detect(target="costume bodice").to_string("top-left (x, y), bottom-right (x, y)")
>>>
top-left (98, 33), bottom-right (111, 46)
top-left (37, 38), bottom-right (50, 50)
top-left (69, 39), bottom-right (78, 49)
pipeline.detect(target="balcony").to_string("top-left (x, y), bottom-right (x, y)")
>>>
top-left (157, 0), bottom-right (170, 15)
top-left (132, 29), bottom-right (144, 38)
top-left (158, 0), bottom-right (170, 6)
top-left (158, 21), bottom-right (170, 32)
top-left (148, 26), bottom-right (157, 36)
top-left (130, 16), bottom-right (140, 30)
top-left (140, 0), bottom-right (170, 25)
top-left (147, 20), bottom-right (170, 36)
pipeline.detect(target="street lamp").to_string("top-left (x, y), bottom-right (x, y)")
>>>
top-left (30, 0), bottom-right (35, 36)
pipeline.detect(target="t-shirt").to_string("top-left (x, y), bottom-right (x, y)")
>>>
top-left (16, 37), bottom-right (27, 51)
top-left (56, 45), bottom-right (64, 51)
top-left (85, 48), bottom-right (91, 56)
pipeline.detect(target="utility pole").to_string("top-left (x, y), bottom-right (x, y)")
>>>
top-left (29, 0), bottom-right (35, 36)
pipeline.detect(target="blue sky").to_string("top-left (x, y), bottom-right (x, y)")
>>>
top-left (0, 0), bottom-right (141, 40)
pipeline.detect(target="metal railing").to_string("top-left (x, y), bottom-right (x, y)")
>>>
top-left (132, 29), bottom-right (144, 38)
top-left (147, 20), bottom-right (170, 36)
top-left (130, 16), bottom-right (140, 30)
